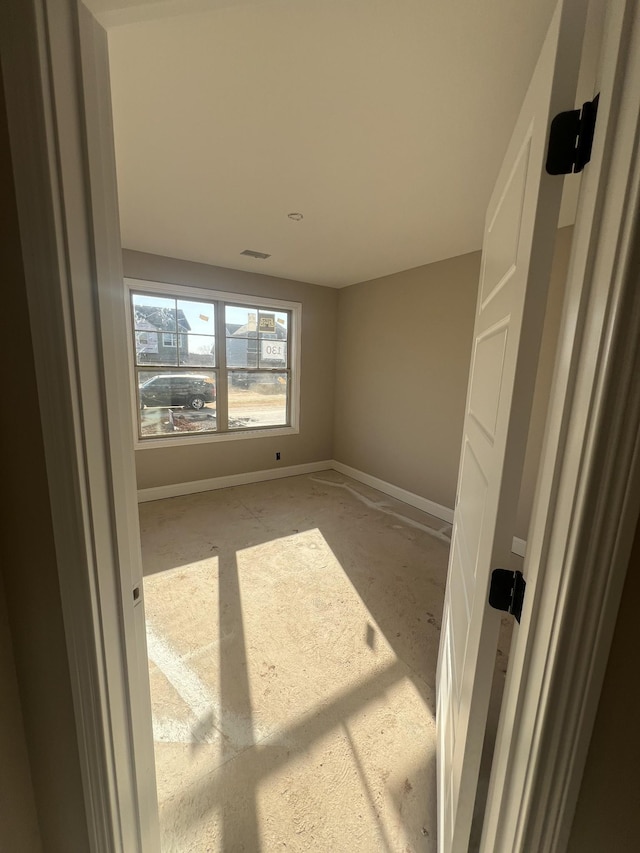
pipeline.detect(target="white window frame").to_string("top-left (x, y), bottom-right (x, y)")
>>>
top-left (125, 278), bottom-right (302, 449)
top-left (161, 331), bottom-right (177, 348)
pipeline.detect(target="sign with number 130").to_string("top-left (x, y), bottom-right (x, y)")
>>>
top-left (261, 340), bottom-right (286, 361)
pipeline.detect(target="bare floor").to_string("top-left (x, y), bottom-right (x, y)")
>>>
top-left (139, 472), bottom-right (455, 852)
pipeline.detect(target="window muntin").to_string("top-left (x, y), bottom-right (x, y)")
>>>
top-left (129, 285), bottom-right (296, 443)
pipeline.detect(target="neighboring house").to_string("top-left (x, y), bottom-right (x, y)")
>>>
top-left (133, 305), bottom-right (191, 365)
top-left (226, 313), bottom-right (287, 370)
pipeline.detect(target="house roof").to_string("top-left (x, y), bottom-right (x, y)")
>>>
top-left (133, 305), bottom-right (192, 333)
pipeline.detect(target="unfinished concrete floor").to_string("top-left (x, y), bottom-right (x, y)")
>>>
top-left (139, 471), bottom-right (455, 852)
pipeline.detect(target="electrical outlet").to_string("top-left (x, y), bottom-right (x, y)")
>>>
top-left (276, 452), bottom-right (281, 461)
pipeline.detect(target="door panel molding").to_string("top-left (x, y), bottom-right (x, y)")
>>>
top-left (481, 2), bottom-right (640, 850)
top-left (437, 3), bottom-right (588, 849)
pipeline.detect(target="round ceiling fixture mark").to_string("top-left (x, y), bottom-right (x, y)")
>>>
top-left (288, 212), bottom-right (304, 221)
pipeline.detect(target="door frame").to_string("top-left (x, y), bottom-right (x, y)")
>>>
top-left (2, 1), bottom-right (638, 852)
top-left (1, 0), bottom-right (158, 849)
top-left (482, 1), bottom-right (640, 849)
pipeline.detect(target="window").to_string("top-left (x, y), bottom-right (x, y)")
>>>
top-left (127, 280), bottom-right (300, 444)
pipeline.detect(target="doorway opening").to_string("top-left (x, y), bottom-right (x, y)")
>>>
top-left (100, 3), bottom-right (580, 849)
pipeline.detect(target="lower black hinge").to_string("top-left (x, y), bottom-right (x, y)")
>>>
top-left (546, 94), bottom-right (599, 176)
top-left (489, 569), bottom-right (526, 624)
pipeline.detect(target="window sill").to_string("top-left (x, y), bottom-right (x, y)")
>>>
top-left (134, 424), bottom-right (299, 450)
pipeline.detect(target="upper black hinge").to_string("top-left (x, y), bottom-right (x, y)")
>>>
top-left (546, 94), bottom-right (599, 176)
top-left (489, 569), bottom-right (526, 624)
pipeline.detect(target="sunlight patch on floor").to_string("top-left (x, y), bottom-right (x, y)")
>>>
top-left (140, 472), bottom-right (448, 852)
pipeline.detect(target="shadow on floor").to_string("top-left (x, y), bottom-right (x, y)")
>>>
top-left (140, 473), bottom-right (448, 850)
top-left (159, 655), bottom-right (435, 850)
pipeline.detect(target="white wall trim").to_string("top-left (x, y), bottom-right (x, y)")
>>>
top-left (137, 460), bottom-right (333, 502)
top-left (2, 0), bottom-right (140, 849)
top-left (331, 462), bottom-right (527, 556)
top-left (137, 458), bottom-right (450, 517)
top-left (138, 459), bottom-right (528, 558)
top-left (135, 425), bottom-right (300, 450)
top-left (76, 5), bottom-right (161, 849)
top-left (330, 460), bottom-right (455, 523)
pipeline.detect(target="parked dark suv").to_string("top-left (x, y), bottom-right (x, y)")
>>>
top-left (138, 373), bottom-right (216, 410)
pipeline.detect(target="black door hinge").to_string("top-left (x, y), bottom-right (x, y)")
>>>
top-left (489, 569), bottom-right (526, 624)
top-left (546, 94), bottom-right (599, 176)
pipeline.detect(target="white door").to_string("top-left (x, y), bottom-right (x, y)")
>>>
top-left (436, 2), bottom-right (587, 851)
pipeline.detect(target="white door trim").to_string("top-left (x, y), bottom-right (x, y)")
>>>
top-left (1, 0), bottom-right (151, 849)
top-left (77, 4), bottom-right (161, 849)
top-left (481, 1), bottom-right (640, 850)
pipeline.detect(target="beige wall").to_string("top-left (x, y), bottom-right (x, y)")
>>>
top-left (567, 513), bottom-right (640, 853)
top-left (333, 227), bottom-right (573, 540)
top-left (1, 72), bottom-right (89, 851)
top-left (126, 226), bottom-right (571, 535)
top-left (334, 250), bottom-right (478, 510)
top-left (124, 251), bottom-right (338, 490)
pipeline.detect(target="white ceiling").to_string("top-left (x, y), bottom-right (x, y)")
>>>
top-left (101, 0), bottom-right (564, 287)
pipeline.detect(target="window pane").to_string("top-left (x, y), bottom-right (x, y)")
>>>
top-left (137, 368), bottom-right (217, 438)
top-left (228, 371), bottom-right (288, 429)
top-left (133, 294), bottom-right (178, 365)
top-left (274, 311), bottom-right (288, 339)
top-left (135, 330), bottom-right (159, 356)
top-left (177, 299), bottom-right (215, 335)
top-left (137, 342), bottom-right (178, 367)
top-left (225, 304), bottom-right (257, 335)
top-left (178, 334), bottom-right (216, 367)
top-left (257, 309), bottom-right (288, 367)
top-left (226, 335), bottom-right (259, 368)
top-left (258, 309), bottom-right (288, 340)
top-left (259, 339), bottom-right (287, 369)
top-left (226, 306), bottom-right (270, 367)
top-left (133, 294), bottom-right (177, 332)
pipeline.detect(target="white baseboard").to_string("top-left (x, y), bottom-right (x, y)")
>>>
top-left (330, 462), bottom-right (527, 556)
top-left (330, 460), bottom-right (454, 524)
top-left (137, 458), bottom-right (527, 557)
top-left (137, 460), bottom-right (333, 503)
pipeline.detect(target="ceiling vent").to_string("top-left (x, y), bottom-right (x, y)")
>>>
top-left (240, 249), bottom-right (271, 260)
